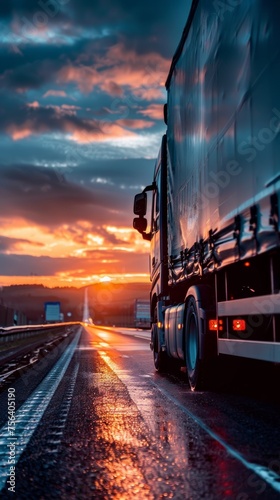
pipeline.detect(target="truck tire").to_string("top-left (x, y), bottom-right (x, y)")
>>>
top-left (185, 296), bottom-right (203, 391)
top-left (152, 322), bottom-right (168, 372)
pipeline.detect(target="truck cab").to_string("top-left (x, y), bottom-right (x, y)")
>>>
top-left (133, 134), bottom-right (168, 310)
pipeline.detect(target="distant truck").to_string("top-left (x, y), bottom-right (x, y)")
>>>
top-left (133, 0), bottom-right (280, 390)
top-left (44, 302), bottom-right (61, 323)
top-left (134, 300), bottom-right (151, 329)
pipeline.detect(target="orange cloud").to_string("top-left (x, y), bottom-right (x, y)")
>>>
top-left (44, 104), bottom-right (79, 116)
top-left (27, 101), bottom-right (40, 108)
top-left (139, 104), bottom-right (164, 120)
top-left (58, 43), bottom-right (170, 98)
top-left (43, 90), bottom-right (67, 98)
top-left (7, 124), bottom-right (36, 140)
top-left (5, 107), bottom-right (139, 142)
top-left (58, 65), bottom-right (100, 94)
top-left (66, 120), bottom-right (136, 143)
top-left (0, 213), bottom-right (151, 287)
top-left (133, 88), bottom-right (165, 100)
top-left (117, 118), bottom-right (154, 129)
top-left (61, 104), bottom-right (80, 111)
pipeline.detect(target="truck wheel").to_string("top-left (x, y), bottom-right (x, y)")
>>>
top-left (185, 297), bottom-right (203, 391)
top-left (152, 323), bottom-right (167, 372)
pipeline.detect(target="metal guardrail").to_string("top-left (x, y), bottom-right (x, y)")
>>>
top-left (0, 322), bottom-right (79, 343)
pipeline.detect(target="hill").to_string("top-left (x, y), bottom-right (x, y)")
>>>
top-left (0, 282), bottom-right (151, 325)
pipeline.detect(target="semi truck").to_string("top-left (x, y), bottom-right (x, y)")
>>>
top-left (44, 301), bottom-right (61, 323)
top-left (134, 299), bottom-right (151, 329)
top-left (133, 0), bottom-right (280, 390)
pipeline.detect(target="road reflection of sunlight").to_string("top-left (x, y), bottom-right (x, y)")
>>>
top-left (98, 351), bottom-right (189, 457)
top-left (84, 327), bottom-right (279, 498)
top-left (99, 341), bottom-right (110, 347)
top-left (98, 351), bottom-right (191, 488)
top-left (93, 350), bottom-right (154, 499)
top-left (93, 331), bottom-right (111, 341)
top-left (98, 348), bottom-right (240, 498)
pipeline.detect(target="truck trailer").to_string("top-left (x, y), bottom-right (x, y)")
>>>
top-left (134, 299), bottom-right (151, 329)
top-left (44, 301), bottom-right (61, 323)
top-left (133, 0), bottom-right (280, 390)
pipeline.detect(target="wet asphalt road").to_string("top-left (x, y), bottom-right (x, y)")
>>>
top-left (0, 324), bottom-right (279, 499)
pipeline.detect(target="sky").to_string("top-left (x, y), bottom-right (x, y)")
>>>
top-left (0, 0), bottom-right (191, 288)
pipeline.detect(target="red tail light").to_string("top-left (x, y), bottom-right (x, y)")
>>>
top-left (209, 319), bottom-right (218, 330)
top-left (232, 319), bottom-right (246, 331)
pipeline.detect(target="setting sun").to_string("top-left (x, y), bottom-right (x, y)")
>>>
top-left (99, 276), bottom-right (112, 283)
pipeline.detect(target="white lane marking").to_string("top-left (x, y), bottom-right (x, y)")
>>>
top-left (133, 334), bottom-right (150, 340)
top-left (0, 329), bottom-right (81, 491)
top-left (107, 344), bottom-right (150, 351)
top-left (90, 326), bottom-right (150, 343)
top-left (98, 349), bottom-right (280, 495)
top-left (88, 327), bottom-right (150, 351)
top-left (44, 362), bottom-right (79, 456)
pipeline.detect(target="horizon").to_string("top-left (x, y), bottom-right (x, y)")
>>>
top-left (0, 277), bottom-right (151, 289)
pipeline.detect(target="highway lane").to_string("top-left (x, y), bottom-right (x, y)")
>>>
top-left (0, 324), bottom-right (279, 499)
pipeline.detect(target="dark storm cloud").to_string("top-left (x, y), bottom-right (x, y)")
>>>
top-left (1, 0), bottom-right (180, 25)
top-left (3, 0), bottom-right (188, 58)
top-left (54, 223), bottom-right (128, 248)
top-left (0, 163), bottom-right (140, 227)
top-left (0, 253), bottom-right (68, 276)
top-left (0, 250), bottom-right (149, 277)
top-left (0, 164), bottom-right (96, 227)
top-left (0, 72), bottom-right (159, 141)
top-left (0, 92), bottom-right (123, 140)
top-left (0, 3), bottom-right (16, 19)
top-left (0, 48), bottom-right (63, 91)
top-left (0, 0), bottom-right (66, 25)
top-left (64, 0), bottom-right (187, 54)
top-left (0, 37), bottom-right (115, 92)
top-left (1, 135), bottom-right (69, 165)
top-left (67, 158), bottom-right (154, 187)
top-left (0, 236), bottom-right (43, 252)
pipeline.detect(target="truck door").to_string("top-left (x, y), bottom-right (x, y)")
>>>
top-left (150, 166), bottom-right (161, 283)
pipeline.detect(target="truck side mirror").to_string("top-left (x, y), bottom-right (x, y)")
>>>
top-left (134, 192), bottom-right (147, 216)
top-left (163, 103), bottom-right (167, 125)
top-left (133, 216), bottom-right (147, 233)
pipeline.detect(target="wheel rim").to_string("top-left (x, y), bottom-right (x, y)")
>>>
top-left (154, 351), bottom-right (159, 364)
top-left (152, 323), bottom-right (159, 364)
top-left (188, 312), bottom-right (198, 371)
